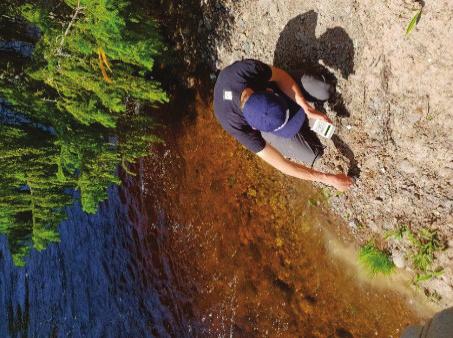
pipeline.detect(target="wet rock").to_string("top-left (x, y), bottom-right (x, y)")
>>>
top-left (335, 328), bottom-right (354, 338)
top-left (186, 76), bottom-right (197, 88)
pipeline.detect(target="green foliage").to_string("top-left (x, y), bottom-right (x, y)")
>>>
top-left (12, 247), bottom-right (31, 267)
top-left (385, 226), bottom-right (444, 285)
top-left (406, 9), bottom-right (422, 35)
top-left (0, 0), bottom-right (167, 265)
top-left (20, 0), bottom-right (167, 127)
top-left (358, 243), bottom-right (395, 276)
top-left (384, 224), bottom-right (407, 241)
top-left (307, 198), bottom-right (319, 207)
top-left (0, 124), bottom-right (72, 265)
top-left (413, 270), bottom-right (444, 285)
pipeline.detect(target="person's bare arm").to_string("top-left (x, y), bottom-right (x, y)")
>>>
top-left (270, 66), bottom-right (331, 123)
top-left (257, 143), bottom-right (353, 191)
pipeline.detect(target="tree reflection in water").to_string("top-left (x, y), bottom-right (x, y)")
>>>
top-left (0, 0), bottom-right (167, 265)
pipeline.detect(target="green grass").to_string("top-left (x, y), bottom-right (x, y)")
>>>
top-left (406, 9), bottom-right (422, 35)
top-left (384, 224), bottom-right (407, 241)
top-left (385, 226), bottom-right (444, 285)
top-left (414, 270), bottom-right (444, 284)
top-left (358, 243), bottom-right (395, 276)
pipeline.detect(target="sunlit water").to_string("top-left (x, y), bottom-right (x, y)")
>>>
top-left (0, 98), bottom-right (434, 337)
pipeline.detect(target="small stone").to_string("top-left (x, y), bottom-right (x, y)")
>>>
top-left (407, 111), bottom-right (423, 125)
top-left (399, 159), bottom-right (417, 174)
top-left (186, 76), bottom-right (196, 88)
top-left (392, 251), bottom-right (406, 269)
top-left (438, 166), bottom-right (453, 178)
top-left (348, 219), bottom-right (358, 229)
top-left (243, 41), bottom-right (253, 54)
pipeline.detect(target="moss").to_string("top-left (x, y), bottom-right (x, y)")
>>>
top-left (358, 243), bottom-right (395, 276)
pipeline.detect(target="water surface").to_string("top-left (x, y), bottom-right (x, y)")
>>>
top-left (136, 97), bottom-right (431, 337)
top-left (0, 98), bottom-right (432, 337)
top-left (0, 179), bottom-right (195, 337)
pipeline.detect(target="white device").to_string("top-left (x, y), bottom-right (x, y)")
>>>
top-left (309, 119), bottom-right (335, 139)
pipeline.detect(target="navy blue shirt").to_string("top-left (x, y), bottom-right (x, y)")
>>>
top-left (213, 59), bottom-right (272, 153)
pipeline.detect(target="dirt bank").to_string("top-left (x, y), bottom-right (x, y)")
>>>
top-left (195, 0), bottom-right (452, 307)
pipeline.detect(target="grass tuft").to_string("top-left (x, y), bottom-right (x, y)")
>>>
top-left (406, 9), bottom-right (422, 35)
top-left (358, 243), bottom-right (395, 276)
top-left (385, 225), bottom-right (444, 285)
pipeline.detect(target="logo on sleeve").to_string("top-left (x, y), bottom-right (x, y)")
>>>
top-left (223, 90), bottom-right (233, 101)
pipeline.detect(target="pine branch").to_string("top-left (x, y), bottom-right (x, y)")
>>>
top-left (56, 0), bottom-right (84, 56)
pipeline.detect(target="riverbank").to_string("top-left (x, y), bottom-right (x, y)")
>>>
top-left (191, 0), bottom-right (452, 307)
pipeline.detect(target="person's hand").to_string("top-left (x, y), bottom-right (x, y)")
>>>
top-left (327, 173), bottom-right (354, 191)
top-left (303, 104), bottom-right (332, 124)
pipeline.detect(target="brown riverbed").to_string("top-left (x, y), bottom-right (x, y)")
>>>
top-left (135, 96), bottom-right (432, 337)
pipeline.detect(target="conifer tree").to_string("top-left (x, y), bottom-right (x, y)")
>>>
top-left (21, 0), bottom-right (167, 127)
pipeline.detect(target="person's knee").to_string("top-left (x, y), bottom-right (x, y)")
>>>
top-left (301, 74), bottom-right (331, 101)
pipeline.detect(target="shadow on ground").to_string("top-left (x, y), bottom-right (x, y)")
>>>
top-left (273, 11), bottom-right (360, 177)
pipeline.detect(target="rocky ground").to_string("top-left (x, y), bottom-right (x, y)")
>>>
top-left (193, 0), bottom-right (453, 308)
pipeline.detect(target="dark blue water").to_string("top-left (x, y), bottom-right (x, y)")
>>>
top-left (0, 170), bottom-right (195, 338)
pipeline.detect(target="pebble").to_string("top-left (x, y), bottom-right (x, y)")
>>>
top-left (348, 219), bottom-right (358, 229)
top-left (392, 251), bottom-right (406, 269)
top-left (438, 166), bottom-right (453, 178)
top-left (398, 159), bottom-right (417, 174)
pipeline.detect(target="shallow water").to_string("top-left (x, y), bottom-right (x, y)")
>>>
top-left (136, 97), bottom-right (433, 337)
top-left (0, 179), bottom-right (196, 337)
top-left (0, 97), bottom-right (433, 337)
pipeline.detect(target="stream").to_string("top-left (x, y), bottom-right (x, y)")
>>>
top-left (0, 95), bottom-right (432, 337)
top-left (0, 0), bottom-right (440, 335)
